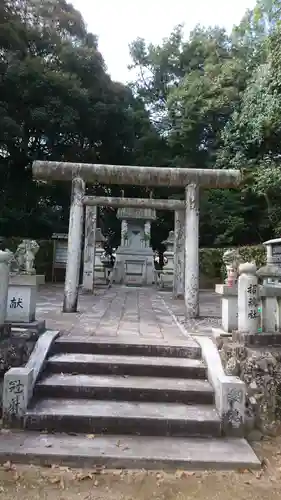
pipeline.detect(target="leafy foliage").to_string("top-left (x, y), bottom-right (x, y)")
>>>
top-left (217, 1), bottom-right (281, 236)
top-left (0, 0), bottom-right (158, 237)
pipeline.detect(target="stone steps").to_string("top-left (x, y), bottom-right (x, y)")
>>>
top-left (46, 353), bottom-right (207, 379)
top-left (35, 373), bottom-right (214, 404)
top-left (21, 337), bottom-right (260, 470)
top-left (0, 431), bottom-right (261, 471)
top-left (51, 336), bottom-right (201, 359)
top-left (25, 398), bottom-right (221, 437)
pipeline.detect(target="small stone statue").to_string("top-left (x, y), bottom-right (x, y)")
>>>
top-left (9, 239), bottom-right (39, 274)
top-left (223, 249), bottom-right (241, 286)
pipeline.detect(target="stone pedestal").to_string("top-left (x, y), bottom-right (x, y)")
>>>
top-left (215, 279), bottom-right (281, 340)
top-left (114, 249), bottom-right (155, 286)
top-left (5, 274), bottom-right (45, 333)
top-left (6, 274), bottom-right (37, 323)
top-left (215, 284), bottom-right (238, 333)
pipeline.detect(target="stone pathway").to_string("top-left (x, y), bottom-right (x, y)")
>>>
top-left (36, 285), bottom-right (203, 341)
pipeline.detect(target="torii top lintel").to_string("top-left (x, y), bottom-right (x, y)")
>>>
top-left (32, 161), bottom-right (241, 188)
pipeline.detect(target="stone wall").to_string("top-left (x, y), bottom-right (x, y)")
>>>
top-left (0, 330), bottom-right (37, 416)
top-left (219, 338), bottom-right (281, 438)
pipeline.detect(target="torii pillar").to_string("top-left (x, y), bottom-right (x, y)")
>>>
top-left (63, 177), bottom-right (85, 312)
top-left (82, 205), bottom-right (97, 292)
top-left (185, 184), bottom-right (199, 317)
top-left (173, 209), bottom-right (185, 298)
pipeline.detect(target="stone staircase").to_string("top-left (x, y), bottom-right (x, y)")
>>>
top-left (4, 336), bottom-right (260, 470)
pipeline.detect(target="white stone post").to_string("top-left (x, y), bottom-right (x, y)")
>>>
top-left (0, 250), bottom-right (10, 326)
top-left (82, 205), bottom-right (97, 292)
top-left (238, 262), bottom-right (259, 334)
top-left (185, 184), bottom-right (199, 317)
top-left (215, 284), bottom-right (238, 333)
top-left (63, 177), bottom-right (85, 312)
top-left (173, 209), bottom-right (185, 298)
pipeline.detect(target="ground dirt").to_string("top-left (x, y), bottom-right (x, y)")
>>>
top-left (0, 438), bottom-right (280, 500)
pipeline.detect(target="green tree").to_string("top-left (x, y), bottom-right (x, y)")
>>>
top-left (0, 0), bottom-right (158, 239)
top-left (218, 4), bottom-right (281, 237)
top-left (129, 25), bottom-right (255, 245)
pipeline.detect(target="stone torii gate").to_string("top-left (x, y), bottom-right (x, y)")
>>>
top-left (82, 196), bottom-right (186, 296)
top-left (32, 161), bottom-right (241, 317)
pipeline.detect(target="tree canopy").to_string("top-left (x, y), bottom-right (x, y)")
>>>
top-left (1, 0), bottom-right (281, 247)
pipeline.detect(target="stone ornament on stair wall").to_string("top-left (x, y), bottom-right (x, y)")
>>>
top-left (8, 240), bottom-right (39, 275)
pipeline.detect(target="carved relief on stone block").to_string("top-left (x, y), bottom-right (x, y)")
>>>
top-left (223, 387), bottom-right (244, 430)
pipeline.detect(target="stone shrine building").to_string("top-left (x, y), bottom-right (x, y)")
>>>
top-left (114, 207), bottom-right (156, 285)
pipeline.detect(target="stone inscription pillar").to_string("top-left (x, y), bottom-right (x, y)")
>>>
top-left (238, 262), bottom-right (259, 334)
top-left (185, 184), bottom-right (199, 317)
top-left (173, 209), bottom-right (185, 298)
top-left (82, 205), bottom-right (97, 292)
top-left (63, 177), bottom-right (85, 312)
